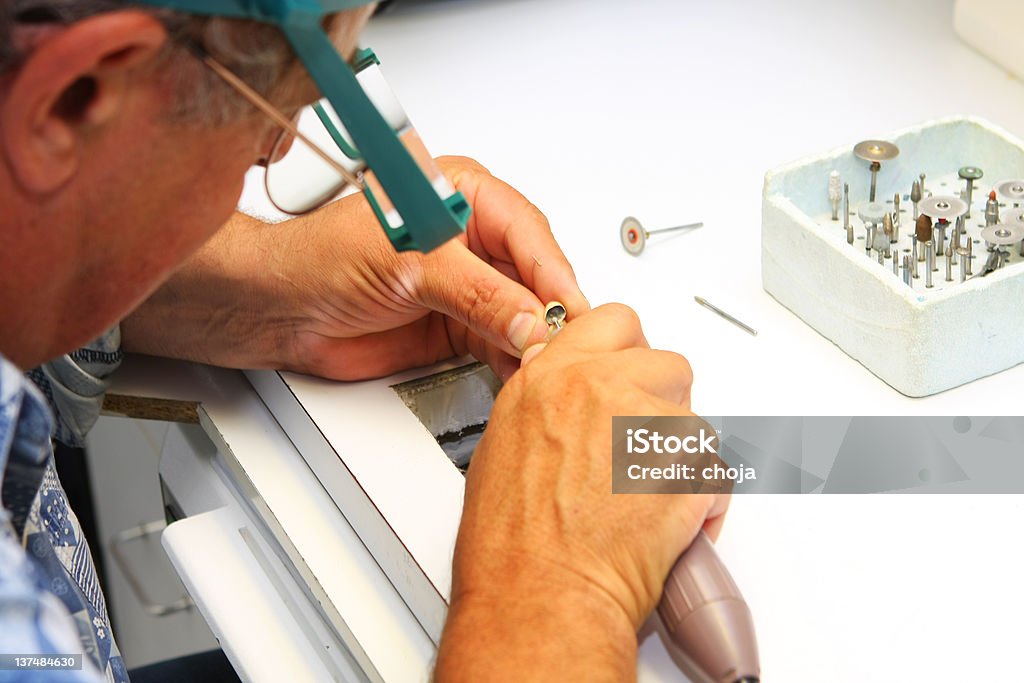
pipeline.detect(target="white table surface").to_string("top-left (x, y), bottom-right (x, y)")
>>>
top-left (229, 1), bottom-right (1024, 681)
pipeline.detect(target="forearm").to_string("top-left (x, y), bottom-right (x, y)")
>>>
top-left (122, 211), bottom-right (301, 369)
top-left (435, 573), bottom-right (638, 682)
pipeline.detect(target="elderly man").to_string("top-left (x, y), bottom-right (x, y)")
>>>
top-left (0, 1), bottom-right (727, 681)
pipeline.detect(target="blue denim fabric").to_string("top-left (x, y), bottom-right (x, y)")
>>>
top-left (2, 334), bottom-right (126, 682)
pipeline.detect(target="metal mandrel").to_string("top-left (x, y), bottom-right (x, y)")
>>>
top-left (925, 241), bottom-right (934, 288)
top-left (985, 191), bottom-right (1000, 228)
top-left (620, 216), bottom-right (702, 256)
top-left (694, 297), bottom-right (758, 337)
top-left (959, 166), bottom-right (984, 219)
top-left (843, 183), bottom-right (851, 234)
top-left (916, 215), bottom-right (932, 262)
top-left (829, 171), bottom-right (842, 221)
top-left (945, 248), bottom-right (953, 282)
top-left (958, 247), bottom-right (969, 282)
top-left (911, 235), bottom-right (920, 278)
top-left (935, 220), bottom-right (948, 257)
top-left (966, 238), bottom-right (974, 276)
top-left (854, 140), bottom-right (900, 203)
top-left (903, 254), bottom-right (913, 287)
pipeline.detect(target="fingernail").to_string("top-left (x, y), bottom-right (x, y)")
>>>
top-left (508, 311), bottom-right (541, 353)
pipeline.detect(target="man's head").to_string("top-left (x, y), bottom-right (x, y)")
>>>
top-left (0, 1), bottom-right (375, 368)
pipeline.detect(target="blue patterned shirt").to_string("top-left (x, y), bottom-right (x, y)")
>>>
top-left (1, 330), bottom-right (127, 682)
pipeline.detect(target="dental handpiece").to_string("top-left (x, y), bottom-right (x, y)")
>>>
top-left (543, 302), bottom-right (760, 683)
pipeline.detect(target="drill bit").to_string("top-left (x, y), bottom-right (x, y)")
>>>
top-left (911, 234), bottom-right (920, 278)
top-left (903, 254), bottom-right (913, 287)
top-left (911, 179), bottom-right (922, 221)
top-left (959, 166), bottom-right (984, 219)
top-left (893, 192), bottom-right (901, 241)
top-left (985, 190), bottom-right (1000, 227)
top-left (882, 213), bottom-right (894, 258)
top-left (916, 215), bottom-right (932, 263)
top-left (925, 241), bottom-right (934, 288)
top-left (843, 183), bottom-right (851, 238)
top-left (694, 297), bottom-right (757, 337)
top-left (829, 171), bottom-right (842, 221)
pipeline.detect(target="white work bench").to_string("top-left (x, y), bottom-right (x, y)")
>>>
top-left (103, 1), bottom-right (1024, 681)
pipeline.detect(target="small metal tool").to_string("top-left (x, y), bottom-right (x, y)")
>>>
top-left (844, 183), bottom-right (853, 244)
top-left (935, 219), bottom-right (948, 257)
top-left (920, 173), bottom-right (927, 197)
top-left (854, 140), bottom-right (900, 202)
top-left (1014, 212), bottom-right (1024, 257)
top-left (859, 202), bottom-right (887, 256)
top-left (911, 234), bottom-right (920, 278)
top-left (911, 179), bottom-right (923, 221)
top-left (920, 195), bottom-right (968, 223)
top-left (959, 166), bottom-right (984, 219)
top-left (985, 191), bottom-right (1001, 227)
top-left (978, 249), bottom-right (1003, 277)
top-left (620, 216), bottom-right (702, 256)
top-left (893, 192), bottom-right (901, 241)
top-left (903, 254), bottom-right (913, 287)
top-left (981, 223), bottom-right (1024, 250)
top-left (951, 215), bottom-right (964, 264)
top-left (925, 241), bottom-right (934, 288)
top-left (892, 250), bottom-right (900, 275)
top-left (882, 213), bottom-right (894, 259)
top-left (966, 238), bottom-right (974, 276)
top-left (945, 247), bottom-right (953, 282)
top-left (915, 215), bottom-right (932, 263)
top-left (694, 297), bottom-right (758, 337)
top-left (996, 179), bottom-right (1024, 206)
top-left (829, 171), bottom-right (842, 221)
top-left (959, 247), bottom-right (970, 282)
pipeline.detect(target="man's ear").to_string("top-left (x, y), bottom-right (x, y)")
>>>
top-left (1, 11), bottom-right (168, 194)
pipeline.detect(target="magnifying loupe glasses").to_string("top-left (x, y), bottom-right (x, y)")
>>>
top-left (263, 49), bottom-right (454, 230)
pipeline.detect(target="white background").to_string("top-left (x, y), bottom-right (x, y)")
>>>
top-left (243, 1), bottom-right (1024, 680)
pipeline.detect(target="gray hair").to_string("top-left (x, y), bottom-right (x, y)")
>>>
top-left (0, 1), bottom-right (307, 125)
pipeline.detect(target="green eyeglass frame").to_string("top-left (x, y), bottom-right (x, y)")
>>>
top-left (134, 0), bottom-right (470, 253)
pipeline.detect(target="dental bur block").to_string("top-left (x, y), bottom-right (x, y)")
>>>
top-left (761, 117), bottom-right (1024, 396)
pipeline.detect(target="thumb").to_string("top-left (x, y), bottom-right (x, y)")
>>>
top-left (418, 243), bottom-right (549, 357)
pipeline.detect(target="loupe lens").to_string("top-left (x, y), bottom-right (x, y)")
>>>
top-left (264, 106), bottom-right (359, 214)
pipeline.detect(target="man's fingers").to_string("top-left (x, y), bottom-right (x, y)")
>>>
top-left (420, 241), bottom-right (548, 357)
top-left (444, 158), bottom-right (590, 320)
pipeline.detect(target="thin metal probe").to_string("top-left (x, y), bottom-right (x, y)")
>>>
top-left (647, 222), bottom-right (704, 235)
top-left (925, 241), bottom-right (934, 288)
top-left (843, 183), bottom-right (851, 238)
top-left (694, 297), bottom-right (758, 337)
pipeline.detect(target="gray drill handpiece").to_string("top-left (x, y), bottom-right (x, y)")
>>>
top-left (657, 531), bottom-right (760, 683)
top-left (540, 303), bottom-right (759, 681)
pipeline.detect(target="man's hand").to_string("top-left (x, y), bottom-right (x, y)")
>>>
top-left (435, 304), bottom-right (730, 682)
top-left (122, 157), bottom-right (588, 381)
